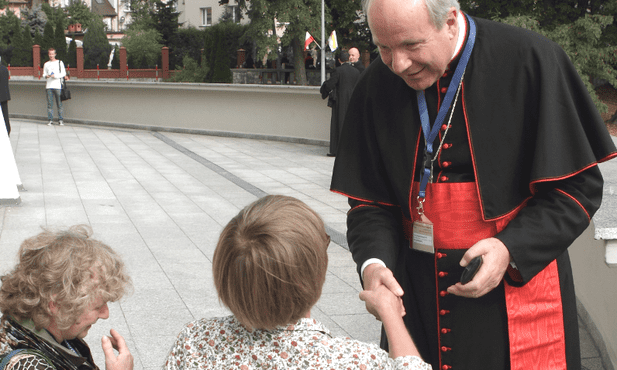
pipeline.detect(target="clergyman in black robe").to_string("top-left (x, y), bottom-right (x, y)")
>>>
top-left (330, 0), bottom-right (617, 369)
top-left (320, 50), bottom-right (360, 157)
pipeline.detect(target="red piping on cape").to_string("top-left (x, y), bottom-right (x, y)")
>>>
top-left (599, 151), bottom-right (617, 164)
top-left (407, 126), bottom-right (423, 215)
top-left (530, 161), bottom-right (604, 195)
top-left (330, 189), bottom-right (399, 208)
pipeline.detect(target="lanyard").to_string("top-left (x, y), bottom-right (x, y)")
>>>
top-left (416, 14), bottom-right (476, 202)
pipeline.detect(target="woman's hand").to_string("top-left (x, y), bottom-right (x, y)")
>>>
top-left (102, 329), bottom-right (133, 370)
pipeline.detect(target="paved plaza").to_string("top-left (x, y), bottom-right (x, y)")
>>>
top-left (0, 119), bottom-right (608, 370)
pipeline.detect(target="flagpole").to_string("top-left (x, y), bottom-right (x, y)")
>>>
top-left (320, 0), bottom-right (325, 84)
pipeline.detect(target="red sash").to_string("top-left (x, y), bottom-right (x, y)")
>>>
top-left (405, 182), bottom-right (567, 369)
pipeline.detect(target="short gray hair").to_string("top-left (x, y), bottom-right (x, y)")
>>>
top-left (363, 0), bottom-right (460, 30)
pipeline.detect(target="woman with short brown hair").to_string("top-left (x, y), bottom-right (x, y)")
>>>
top-left (166, 195), bottom-right (431, 370)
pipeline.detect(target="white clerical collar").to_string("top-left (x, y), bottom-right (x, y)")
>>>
top-left (451, 11), bottom-right (467, 61)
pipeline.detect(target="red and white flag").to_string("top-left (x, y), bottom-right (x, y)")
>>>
top-left (304, 32), bottom-right (315, 50)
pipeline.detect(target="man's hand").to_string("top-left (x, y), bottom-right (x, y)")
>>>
top-left (102, 328), bottom-right (133, 370)
top-left (360, 284), bottom-right (406, 321)
top-left (447, 237), bottom-right (510, 298)
top-left (361, 264), bottom-right (404, 320)
top-left (363, 263), bottom-right (404, 295)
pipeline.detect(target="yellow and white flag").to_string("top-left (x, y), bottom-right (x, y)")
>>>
top-left (328, 30), bottom-right (338, 52)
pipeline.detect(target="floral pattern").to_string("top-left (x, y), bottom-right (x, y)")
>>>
top-left (165, 316), bottom-right (432, 370)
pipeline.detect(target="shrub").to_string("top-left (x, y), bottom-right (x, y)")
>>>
top-left (170, 55), bottom-right (208, 82)
top-left (122, 27), bottom-right (162, 68)
top-left (169, 27), bottom-right (205, 70)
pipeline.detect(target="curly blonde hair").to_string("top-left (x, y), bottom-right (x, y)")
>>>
top-left (0, 225), bottom-right (132, 331)
top-left (213, 195), bottom-right (329, 331)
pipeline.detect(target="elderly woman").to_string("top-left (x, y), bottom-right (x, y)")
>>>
top-left (165, 195), bottom-right (431, 369)
top-left (0, 225), bottom-right (133, 370)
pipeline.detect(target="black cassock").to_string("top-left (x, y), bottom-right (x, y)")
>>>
top-left (331, 14), bottom-right (617, 370)
top-left (320, 63), bottom-right (360, 156)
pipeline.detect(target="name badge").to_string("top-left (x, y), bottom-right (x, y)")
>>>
top-left (412, 214), bottom-right (435, 254)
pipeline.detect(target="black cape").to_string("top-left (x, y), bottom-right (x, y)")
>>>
top-left (331, 14), bottom-right (617, 370)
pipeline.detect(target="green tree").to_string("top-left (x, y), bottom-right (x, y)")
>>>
top-left (0, 11), bottom-right (21, 47)
top-left (33, 27), bottom-right (43, 48)
top-left (127, 0), bottom-right (157, 30)
top-left (53, 16), bottom-right (67, 62)
top-left (234, 0), bottom-right (325, 85)
top-left (21, 5), bottom-right (47, 38)
top-left (66, 1), bottom-right (97, 29)
top-left (326, 0), bottom-right (369, 52)
top-left (206, 21), bottom-right (249, 69)
top-left (11, 24), bottom-right (32, 66)
top-left (153, 0), bottom-right (180, 47)
top-left (169, 27), bottom-right (206, 70)
top-left (204, 25), bottom-right (232, 83)
top-left (41, 20), bottom-right (54, 50)
top-left (0, 11), bottom-right (20, 63)
top-left (122, 27), bottom-right (162, 68)
top-left (41, 3), bottom-right (66, 31)
top-left (83, 18), bottom-right (110, 69)
top-left (67, 38), bottom-right (77, 68)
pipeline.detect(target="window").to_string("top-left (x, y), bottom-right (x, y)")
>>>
top-left (200, 7), bottom-right (212, 26)
top-left (225, 4), bottom-right (241, 23)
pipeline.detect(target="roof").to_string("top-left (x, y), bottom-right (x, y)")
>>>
top-left (92, 0), bottom-right (117, 18)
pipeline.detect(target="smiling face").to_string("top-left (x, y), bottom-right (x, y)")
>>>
top-left (349, 48), bottom-right (360, 63)
top-left (368, 0), bottom-right (459, 91)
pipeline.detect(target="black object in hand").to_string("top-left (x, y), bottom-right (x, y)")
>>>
top-left (460, 256), bottom-right (483, 285)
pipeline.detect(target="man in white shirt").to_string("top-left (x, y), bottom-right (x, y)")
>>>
top-left (43, 48), bottom-right (65, 126)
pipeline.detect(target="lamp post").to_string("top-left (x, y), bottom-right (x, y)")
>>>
top-left (320, 0), bottom-right (325, 84)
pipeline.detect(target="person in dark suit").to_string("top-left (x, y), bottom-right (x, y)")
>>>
top-left (320, 50), bottom-right (360, 157)
top-left (349, 47), bottom-right (366, 74)
top-left (0, 64), bottom-right (11, 136)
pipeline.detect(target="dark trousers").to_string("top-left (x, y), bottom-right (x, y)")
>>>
top-left (1, 100), bottom-right (9, 136)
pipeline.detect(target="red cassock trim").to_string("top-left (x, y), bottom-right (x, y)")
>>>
top-left (405, 181), bottom-right (567, 369)
top-left (505, 261), bottom-right (566, 370)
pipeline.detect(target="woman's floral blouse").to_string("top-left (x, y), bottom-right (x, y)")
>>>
top-left (165, 316), bottom-right (432, 370)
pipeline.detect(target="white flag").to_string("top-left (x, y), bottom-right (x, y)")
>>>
top-left (328, 30), bottom-right (338, 51)
top-left (304, 32), bottom-right (316, 50)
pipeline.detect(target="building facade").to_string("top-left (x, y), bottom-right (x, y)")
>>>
top-left (177, 0), bottom-right (247, 28)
